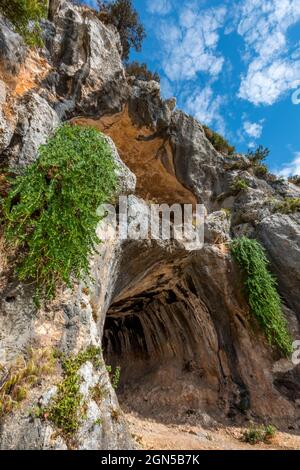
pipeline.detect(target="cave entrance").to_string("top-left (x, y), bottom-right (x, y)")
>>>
top-left (102, 287), bottom-right (215, 420)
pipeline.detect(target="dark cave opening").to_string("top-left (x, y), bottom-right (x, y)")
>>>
top-left (101, 281), bottom-right (255, 424)
top-left (101, 288), bottom-right (218, 420)
top-left (103, 311), bottom-right (150, 367)
top-left (102, 291), bottom-right (168, 386)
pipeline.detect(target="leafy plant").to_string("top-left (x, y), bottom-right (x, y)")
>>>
top-left (230, 178), bottom-right (249, 192)
top-left (1, 124), bottom-right (118, 303)
top-left (242, 423), bottom-right (277, 445)
top-left (244, 146), bottom-right (270, 180)
top-left (45, 346), bottom-right (102, 438)
top-left (231, 237), bottom-right (292, 356)
top-left (254, 164), bottom-right (268, 179)
top-left (275, 197), bottom-right (300, 214)
top-left (106, 365), bottom-right (121, 389)
top-left (97, 0), bottom-right (146, 61)
top-left (203, 125), bottom-right (235, 155)
top-left (0, 0), bottom-right (48, 47)
top-left (246, 145), bottom-right (270, 165)
top-left (126, 61), bottom-right (160, 82)
top-left (221, 208), bottom-right (231, 219)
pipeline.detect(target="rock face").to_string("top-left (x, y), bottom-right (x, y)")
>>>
top-left (0, 0), bottom-right (300, 449)
top-left (256, 214), bottom-right (300, 316)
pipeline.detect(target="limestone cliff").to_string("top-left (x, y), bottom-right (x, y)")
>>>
top-left (0, 0), bottom-right (300, 449)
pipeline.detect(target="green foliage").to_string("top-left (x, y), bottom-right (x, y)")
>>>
top-left (106, 365), bottom-right (121, 389)
top-left (221, 208), bottom-right (231, 219)
top-left (245, 145), bottom-right (270, 180)
top-left (1, 124), bottom-right (118, 303)
top-left (46, 346), bottom-right (102, 437)
top-left (230, 178), bottom-right (249, 192)
top-left (0, 0), bottom-right (47, 47)
top-left (97, 0), bottom-right (146, 61)
top-left (242, 423), bottom-right (277, 445)
top-left (203, 125), bottom-right (235, 155)
top-left (288, 175), bottom-right (300, 187)
top-left (275, 197), bottom-right (300, 214)
top-left (246, 145), bottom-right (270, 165)
top-left (231, 237), bottom-right (292, 356)
top-left (126, 61), bottom-right (160, 82)
top-left (254, 164), bottom-right (268, 178)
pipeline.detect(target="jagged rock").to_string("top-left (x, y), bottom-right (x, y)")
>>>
top-left (169, 110), bottom-right (226, 208)
top-left (270, 179), bottom-right (300, 199)
top-left (128, 79), bottom-right (171, 130)
top-left (204, 211), bottom-right (231, 244)
top-left (0, 0), bottom-right (300, 450)
top-left (0, 80), bottom-right (15, 153)
top-left (103, 135), bottom-right (136, 195)
top-left (231, 188), bottom-right (272, 226)
top-left (4, 92), bottom-right (60, 168)
top-left (0, 16), bottom-right (26, 74)
top-left (46, 0), bottom-right (127, 118)
top-left (256, 213), bottom-right (300, 315)
top-left (0, 137), bottom-right (136, 450)
top-left (104, 239), bottom-right (297, 424)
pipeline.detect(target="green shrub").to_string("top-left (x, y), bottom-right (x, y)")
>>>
top-left (242, 423), bottom-right (277, 445)
top-left (126, 61), bottom-right (160, 82)
top-left (231, 237), bottom-right (292, 356)
top-left (275, 197), bottom-right (300, 214)
top-left (106, 365), bottom-right (121, 389)
top-left (97, 0), bottom-right (146, 61)
top-left (246, 145), bottom-right (269, 165)
top-left (0, 0), bottom-right (47, 47)
top-left (1, 124), bottom-right (118, 303)
top-left (230, 178), bottom-right (249, 192)
top-left (221, 208), bottom-right (231, 219)
top-left (254, 164), bottom-right (268, 179)
top-left (245, 146), bottom-right (270, 179)
top-left (203, 125), bottom-right (235, 155)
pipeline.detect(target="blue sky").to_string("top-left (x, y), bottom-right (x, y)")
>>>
top-left (84, 0), bottom-right (300, 176)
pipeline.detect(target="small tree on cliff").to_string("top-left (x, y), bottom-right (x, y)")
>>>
top-left (126, 61), bottom-right (160, 82)
top-left (97, 0), bottom-right (146, 61)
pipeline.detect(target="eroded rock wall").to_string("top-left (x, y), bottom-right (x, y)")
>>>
top-left (1, 0), bottom-right (300, 449)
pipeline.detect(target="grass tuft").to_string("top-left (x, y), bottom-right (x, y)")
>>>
top-left (0, 349), bottom-right (56, 418)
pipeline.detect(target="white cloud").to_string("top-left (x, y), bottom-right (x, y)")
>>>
top-left (239, 58), bottom-right (300, 105)
top-left (237, 0), bottom-right (300, 105)
top-left (185, 85), bottom-right (226, 133)
top-left (243, 120), bottom-right (264, 138)
top-left (157, 6), bottom-right (226, 81)
top-left (248, 141), bottom-right (257, 149)
top-left (147, 3), bottom-right (228, 134)
top-left (276, 153), bottom-right (300, 177)
top-left (147, 0), bottom-right (172, 15)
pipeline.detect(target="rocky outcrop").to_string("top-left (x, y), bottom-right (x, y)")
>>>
top-left (0, 17), bottom-right (26, 74)
top-left (1, 0), bottom-right (300, 450)
top-left (256, 213), bottom-right (300, 316)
